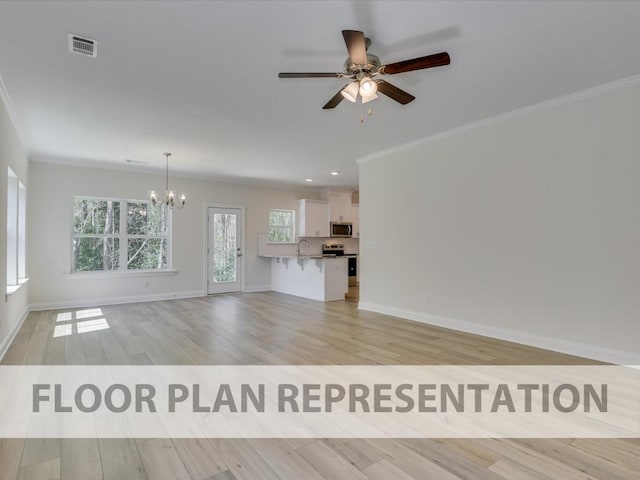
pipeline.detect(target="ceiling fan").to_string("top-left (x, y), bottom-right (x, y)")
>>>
top-left (278, 30), bottom-right (450, 109)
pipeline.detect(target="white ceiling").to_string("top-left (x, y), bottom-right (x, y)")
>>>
top-left (1, 1), bottom-right (640, 187)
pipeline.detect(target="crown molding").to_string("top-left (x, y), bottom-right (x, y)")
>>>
top-left (357, 73), bottom-right (640, 166)
top-left (0, 73), bottom-right (27, 150)
top-left (29, 154), bottom-right (330, 192)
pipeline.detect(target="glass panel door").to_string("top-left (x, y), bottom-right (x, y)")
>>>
top-left (208, 207), bottom-right (243, 294)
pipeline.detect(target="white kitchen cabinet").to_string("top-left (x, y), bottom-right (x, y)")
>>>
top-left (351, 204), bottom-right (360, 238)
top-left (298, 199), bottom-right (329, 237)
top-left (329, 193), bottom-right (352, 223)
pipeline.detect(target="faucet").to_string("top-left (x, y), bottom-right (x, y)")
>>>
top-left (297, 238), bottom-right (309, 257)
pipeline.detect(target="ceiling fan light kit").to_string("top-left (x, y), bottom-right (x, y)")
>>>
top-left (361, 92), bottom-right (378, 104)
top-left (359, 77), bottom-right (377, 98)
top-left (278, 29), bottom-right (451, 112)
top-left (340, 81), bottom-right (359, 102)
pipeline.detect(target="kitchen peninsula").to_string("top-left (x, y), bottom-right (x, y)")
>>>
top-left (269, 255), bottom-right (348, 301)
top-left (258, 234), bottom-right (355, 301)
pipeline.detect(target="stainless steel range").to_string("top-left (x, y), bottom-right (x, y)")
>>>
top-left (323, 243), bottom-right (357, 286)
top-left (321, 243), bottom-right (344, 256)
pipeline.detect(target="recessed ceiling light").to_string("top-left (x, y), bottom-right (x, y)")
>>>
top-left (305, 178), bottom-right (313, 182)
top-left (330, 171), bottom-right (340, 176)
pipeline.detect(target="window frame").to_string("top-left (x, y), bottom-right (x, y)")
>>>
top-left (71, 196), bottom-right (172, 274)
top-left (268, 208), bottom-right (296, 244)
top-left (6, 167), bottom-right (27, 294)
top-left (18, 180), bottom-right (26, 279)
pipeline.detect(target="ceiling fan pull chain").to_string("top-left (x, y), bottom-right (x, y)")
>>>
top-left (360, 101), bottom-right (365, 123)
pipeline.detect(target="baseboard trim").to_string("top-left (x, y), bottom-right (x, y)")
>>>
top-left (0, 305), bottom-right (30, 362)
top-left (358, 301), bottom-right (640, 366)
top-left (243, 285), bottom-right (271, 293)
top-left (29, 290), bottom-right (206, 312)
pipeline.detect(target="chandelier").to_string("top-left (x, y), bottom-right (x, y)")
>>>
top-left (150, 152), bottom-right (186, 209)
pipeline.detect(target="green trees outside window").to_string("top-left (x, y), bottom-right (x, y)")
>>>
top-left (212, 213), bottom-right (237, 283)
top-left (268, 209), bottom-right (295, 243)
top-left (72, 197), bottom-right (169, 272)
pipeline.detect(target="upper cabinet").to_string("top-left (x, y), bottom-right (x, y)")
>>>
top-left (298, 199), bottom-right (329, 237)
top-left (351, 204), bottom-right (360, 238)
top-left (329, 193), bottom-right (352, 223)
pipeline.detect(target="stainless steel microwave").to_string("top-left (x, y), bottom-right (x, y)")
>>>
top-left (330, 222), bottom-right (353, 238)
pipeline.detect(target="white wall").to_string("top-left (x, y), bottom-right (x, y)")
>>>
top-left (359, 80), bottom-right (640, 363)
top-left (28, 161), bottom-right (320, 308)
top-left (0, 93), bottom-right (29, 357)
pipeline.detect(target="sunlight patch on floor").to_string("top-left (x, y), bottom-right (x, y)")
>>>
top-left (52, 309), bottom-right (109, 337)
top-left (76, 318), bottom-right (110, 334)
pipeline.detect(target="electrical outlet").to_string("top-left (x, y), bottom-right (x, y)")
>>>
top-left (366, 240), bottom-right (377, 249)
top-left (424, 292), bottom-right (431, 304)
top-left (144, 280), bottom-right (150, 288)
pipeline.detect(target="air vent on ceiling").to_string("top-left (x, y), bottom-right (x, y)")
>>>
top-left (68, 34), bottom-right (97, 58)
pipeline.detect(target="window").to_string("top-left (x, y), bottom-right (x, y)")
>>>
top-left (268, 209), bottom-right (295, 243)
top-left (126, 201), bottom-right (168, 270)
top-left (6, 167), bottom-right (26, 291)
top-left (72, 197), bottom-right (169, 272)
top-left (72, 198), bottom-right (120, 271)
top-left (18, 181), bottom-right (26, 278)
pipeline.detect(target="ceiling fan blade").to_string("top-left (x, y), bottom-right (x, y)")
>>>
top-left (279, 72), bottom-right (344, 78)
top-left (342, 30), bottom-right (368, 65)
top-left (379, 52), bottom-right (450, 75)
top-left (322, 87), bottom-right (347, 109)
top-left (375, 80), bottom-right (415, 105)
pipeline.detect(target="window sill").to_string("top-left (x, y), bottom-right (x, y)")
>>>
top-left (64, 269), bottom-right (178, 280)
top-left (6, 277), bottom-right (29, 296)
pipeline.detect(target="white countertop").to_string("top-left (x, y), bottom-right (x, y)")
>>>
top-left (259, 255), bottom-right (349, 259)
top-left (258, 253), bottom-right (358, 260)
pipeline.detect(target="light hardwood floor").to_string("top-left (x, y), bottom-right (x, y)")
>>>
top-left (345, 285), bottom-right (359, 302)
top-left (1, 292), bottom-right (638, 480)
